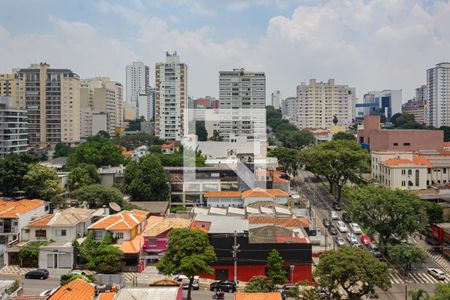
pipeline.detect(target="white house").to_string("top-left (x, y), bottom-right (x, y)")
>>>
top-left (204, 188), bottom-right (290, 207)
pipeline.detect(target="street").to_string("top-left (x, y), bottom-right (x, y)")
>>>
top-left (0, 273), bottom-right (60, 296)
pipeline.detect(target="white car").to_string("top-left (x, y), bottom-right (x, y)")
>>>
top-left (335, 237), bottom-right (346, 247)
top-left (428, 268), bottom-right (446, 280)
top-left (336, 221), bottom-right (348, 233)
top-left (330, 211), bottom-right (339, 220)
top-left (172, 275), bottom-right (200, 290)
top-left (346, 233), bottom-right (358, 244)
top-left (349, 223), bottom-right (362, 235)
top-left (39, 287), bottom-right (58, 297)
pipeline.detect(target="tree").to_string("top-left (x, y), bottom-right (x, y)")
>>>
top-left (60, 273), bottom-right (93, 286)
top-left (196, 121), bottom-right (208, 141)
top-left (344, 185), bottom-right (428, 249)
top-left (283, 131), bottom-right (315, 149)
top-left (332, 131), bottom-right (356, 141)
top-left (432, 283), bottom-right (450, 300)
top-left (267, 249), bottom-right (287, 286)
top-left (117, 132), bottom-right (164, 150)
top-left (0, 153), bottom-right (39, 196)
top-left (314, 246), bottom-right (390, 299)
top-left (410, 289), bottom-right (429, 300)
top-left (300, 140), bottom-right (369, 201)
top-left (68, 164), bottom-right (100, 191)
top-left (388, 244), bottom-right (427, 274)
top-left (439, 126), bottom-right (450, 142)
top-left (268, 147), bottom-right (300, 176)
top-left (426, 202), bottom-right (444, 224)
top-left (149, 145), bottom-right (162, 154)
top-left (53, 143), bottom-right (72, 158)
top-left (96, 130), bottom-right (110, 139)
top-left (90, 244), bottom-right (122, 273)
top-left (275, 122), bottom-right (298, 143)
top-left (68, 137), bottom-right (123, 168)
top-left (124, 155), bottom-right (170, 201)
top-left (157, 228), bottom-right (216, 300)
top-left (126, 116), bottom-right (145, 131)
top-left (333, 115), bottom-right (338, 126)
top-left (24, 164), bottom-right (59, 200)
top-left (79, 231), bottom-right (97, 263)
top-left (211, 130), bottom-right (223, 141)
top-left (244, 276), bottom-right (273, 293)
top-left (76, 184), bottom-right (123, 208)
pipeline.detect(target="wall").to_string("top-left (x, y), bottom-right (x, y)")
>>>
top-left (206, 197), bottom-right (242, 207)
top-left (197, 139), bottom-right (267, 159)
top-left (143, 233), bottom-right (169, 252)
top-left (243, 196), bottom-right (273, 205)
top-left (17, 204), bottom-right (49, 242)
top-left (39, 246), bottom-right (74, 275)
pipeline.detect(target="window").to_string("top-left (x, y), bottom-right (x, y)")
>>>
top-left (401, 181), bottom-right (406, 186)
top-left (94, 231), bottom-right (104, 240)
top-left (444, 168), bottom-right (447, 174)
top-left (148, 238), bottom-right (157, 246)
top-left (415, 170), bottom-right (420, 186)
top-left (403, 143), bottom-right (411, 146)
top-left (428, 169), bottom-right (431, 174)
top-left (393, 143), bottom-right (398, 146)
top-left (114, 232), bottom-right (124, 240)
top-left (24, 229), bottom-right (30, 234)
top-left (35, 229), bottom-right (46, 238)
top-left (408, 169), bottom-right (412, 176)
top-left (401, 170), bottom-right (406, 175)
top-left (55, 229), bottom-right (66, 237)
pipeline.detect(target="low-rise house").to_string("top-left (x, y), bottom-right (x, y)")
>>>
top-left (204, 189), bottom-right (290, 207)
top-left (142, 217), bottom-right (190, 263)
top-left (0, 199), bottom-right (49, 245)
top-left (98, 165), bottom-right (125, 187)
top-left (235, 292), bottom-right (282, 300)
top-left (48, 279), bottom-right (95, 300)
top-left (115, 286), bottom-right (183, 300)
top-left (161, 141), bottom-right (179, 154)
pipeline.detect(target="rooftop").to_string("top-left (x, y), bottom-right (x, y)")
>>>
top-left (193, 215), bottom-right (249, 233)
top-left (235, 292), bottom-right (282, 300)
top-left (89, 210), bottom-right (147, 231)
top-left (143, 218), bottom-right (190, 237)
top-left (0, 199), bottom-right (45, 219)
top-left (47, 279), bottom-right (95, 300)
top-left (115, 287), bottom-right (180, 300)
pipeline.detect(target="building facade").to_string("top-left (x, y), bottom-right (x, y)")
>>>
top-left (219, 69), bottom-right (266, 141)
top-left (155, 52), bottom-right (187, 141)
top-left (293, 79), bottom-right (356, 129)
top-left (281, 96), bottom-right (296, 120)
top-left (360, 90), bottom-right (402, 123)
top-left (402, 98), bottom-right (426, 124)
top-left (126, 61), bottom-right (154, 121)
top-left (0, 97), bottom-right (28, 157)
top-left (426, 62), bottom-right (450, 127)
top-left (271, 90), bottom-right (281, 109)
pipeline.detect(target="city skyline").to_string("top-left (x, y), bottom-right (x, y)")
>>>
top-left (1, 0), bottom-right (450, 101)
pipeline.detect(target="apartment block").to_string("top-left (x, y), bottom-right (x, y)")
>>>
top-left (126, 61), bottom-right (154, 121)
top-left (281, 96), bottom-right (296, 120)
top-left (219, 68), bottom-right (266, 141)
top-left (361, 90), bottom-right (402, 122)
top-left (155, 52), bottom-right (187, 141)
top-left (426, 62), bottom-right (450, 127)
top-left (402, 98), bottom-right (426, 124)
top-left (16, 63), bottom-right (80, 146)
top-left (0, 97), bottom-right (28, 157)
top-left (271, 90), bottom-right (281, 109)
top-left (293, 79), bottom-right (356, 129)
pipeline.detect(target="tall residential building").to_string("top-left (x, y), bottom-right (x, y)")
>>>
top-left (426, 63), bottom-right (450, 127)
top-left (402, 98), bottom-right (425, 124)
top-left (293, 79), bottom-right (356, 129)
top-left (80, 77), bottom-right (123, 138)
top-left (360, 90), bottom-right (402, 123)
top-left (155, 52), bottom-right (187, 141)
top-left (0, 97), bottom-right (28, 157)
top-left (16, 63), bottom-right (80, 146)
top-left (271, 90), bottom-right (281, 109)
top-left (281, 97), bottom-right (296, 120)
top-left (0, 73), bottom-right (25, 108)
top-left (416, 85), bottom-right (427, 104)
top-left (219, 68), bottom-right (266, 141)
top-left (126, 61), bottom-right (154, 121)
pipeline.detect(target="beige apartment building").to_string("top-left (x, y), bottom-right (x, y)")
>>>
top-left (80, 77), bottom-right (124, 138)
top-left (0, 73), bottom-right (25, 108)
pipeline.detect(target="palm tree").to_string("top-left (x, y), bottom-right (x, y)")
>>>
top-left (410, 288), bottom-right (429, 300)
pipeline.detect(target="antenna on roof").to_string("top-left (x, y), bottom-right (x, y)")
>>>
top-left (109, 202), bottom-right (122, 212)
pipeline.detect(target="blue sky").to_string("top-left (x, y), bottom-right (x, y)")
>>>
top-left (1, 0), bottom-right (450, 101)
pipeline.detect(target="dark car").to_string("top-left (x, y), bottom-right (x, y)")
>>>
top-left (342, 213), bottom-right (351, 223)
top-left (333, 202), bottom-right (342, 211)
top-left (368, 244), bottom-right (382, 258)
top-left (323, 218), bottom-right (331, 228)
top-left (328, 225), bottom-right (338, 235)
top-left (210, 280), bottom-right (237, 293)
top-left (25, 269), bottom-right (49, 280)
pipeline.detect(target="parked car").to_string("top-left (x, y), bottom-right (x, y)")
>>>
top-left (330, 211), bottom-right (339, 220)
top-left (39, 287), bottom-right (58, 297)
top-left (336, 221), bottom-right (348, 233)
top-left (210, 281), bottom-right (237, 293)
top-left (328, 225), bottom-right (338, 235)
top-left (368, 244), bottom-right (382, 258)
top-left (360, 235), bottom-right (371, 246)
top-left (349, 223), bottom-right (362, 235)
top-left (333, 202), bottom-right (342, 211)
top-left (342, 213), bottom-right (351, 223)
top-left (173, 275), bottom-right (200, 290)
top-left (335, 237), bottom-right (346, 247)
top-left (25, 269), bottom-right (49, 280)
top-left (346, 233), bottom-right (358, 245)
top-left (427, 268), bottom-right (446, 280)
top-left (323, 218), bottom-right (331, 228)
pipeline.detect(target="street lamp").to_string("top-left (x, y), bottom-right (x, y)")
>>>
top-left (290, 265), bottom-right (295, 284)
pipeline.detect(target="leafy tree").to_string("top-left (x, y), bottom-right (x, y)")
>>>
top-left (439, 126), bottom-right (450, 142)
top-left (53, 143), bottom-right (72, 158)
top-left (90, 244), bottom-right (122, 273)
top-left (333, 131), bottom-right (356, 141)
top-left (0, 153), bottom-right (39, 196)
top-left (19, 244), bottom-right (40, 268)
top-left (24, 164), bottom-right (60, 200)
top-left (96, 130), bottom-right (110, 139)
top-left (79, 231), bottom-right (97, 263)
top-left (314, 246), bottom-right (390, 299)
top-left (196, 121), bottom-right (208, 141)
top-left (68, 137), bottom-right (123, 168)
top-left (391, 113), bottom-right (424, 129)
top-left (426, 202), bottom-right (444, 224)
top-left (300, 140), bottom-right (369, 201)
top-left (50, 194), bottom-right (68, 209)
top-left (126, 116), bottom-right (145, 131)
top-left (157, 228), bottom-right (216, 300)
top-left (149, 145), bottom-right (162, 154)
top-left (388, 244), bottom-right (427, 274)
top-left (76, 184), bottom-right (123, 208)
top-left (410, 289), bottom-right (429, 300)
top-left (275, 122), bottom-right (298, 143)
top-left (391, 113), bottom-right (402, 126)
top-left (244, 276), bottom-right (273, 293)
top-left (267, 249), bottom-right (287, 286)
top-left (124, 155), bottom-right (170, 201)
top-left (283, 131), bottom-right (315, 149)
top-left (68, 164), bottom-right (100, 191)
top-left (344, 185), bottom-right (428, 249)
top-left (211, 130), bottom-right (223, 141)
top-left (117, 132), bottom-right (164, 150)
top-left (432, 283), bottom-right (450, 300)
top-left (268, 147), bottom-right (300, 176)
top-left (333, 115), bottom-right (338, 125)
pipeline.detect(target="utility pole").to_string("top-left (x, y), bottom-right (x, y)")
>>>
top-left (232, 231), bottom-right (240, 283)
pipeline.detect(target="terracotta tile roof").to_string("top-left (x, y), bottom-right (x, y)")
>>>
top-left (89, 210), bottom-right (146, 231)
top-left (143, 218), bottom-right (190, 237)
top-left (241, 188), bottom-right (289, 198)
top-left (97, 292), bottom-right (115, 300)
top-left (382, 157), bottom-right (431, 167)
top-left (26, 214), bottom-right (53, 228)
top-left (276, 236), bottom-right (308, 243)
top-left (0, 199), bottom-right (45, 219)
top-left (191, 220), bottom-right (211, 233)
top-left (161, 141), bottom-right (178, 149)
top-left (48, 279), bottom-right (95, 300)
top-left (235, 292), bottom-right (282, 300)
top-left (204, 191), bottom-right (241, 198)
top-left (118, 234), bottom-right (144, 254)
top-left (272, 171), bottom-right (288, 184)
top-left (248, 217), bottom-right (309, 228)
top-left (123, 150), bottom-right (133, 157)
top-left (151, 278), bottom-right (181, 286)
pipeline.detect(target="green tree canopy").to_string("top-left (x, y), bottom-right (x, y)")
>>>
top-left (332, 131), bottom-right (356, 141)
top-left (314, 246), bottom-right (390, 299)
top-left (196, 121), bottom-right (208, 141)
top-left (117, 132), bottom-right (164, 151)
top-left (426, 202), bottom-right (444, 224)
top-left (344, 185), bottom-right (428, 249)
top-left (300, 140), bottom-right (370, 201)
top-left (388, 244), bottom-right (427, 274)
top-left (125, 116), bottom-right (145, 131)
top-left (157, 228), bottom-right (216, 300)
top-left (24, 164), bottom-right (60, 200)
top-left (439, 126), bottom-right (450, 142)
top-left (53, 143), bottom-right (72, 158)
top-left (124, 154), bottom-right (170, 201)
top-left (68, 164), bottom-right (100, 191)
top-left (267, 249), bottom-right (287, 286)
top-left (410, 288), bottom-right (430, 300)
top-left (68, 137), bottom-right (123, 168)
top-left (90, 243), bottom-right (122, 273)
top-left (283, 131), bottom-right (316, 149)
top-left (432, 283), bottom-right (450, 300)
top-left (268, 147), bottom-right (300, 176)
top-left (0, 153), bottom-right (39, 196)
top-left (244, 276), bottom-right (273, 293)
top-left (75, 184), bottom-right (123, 208)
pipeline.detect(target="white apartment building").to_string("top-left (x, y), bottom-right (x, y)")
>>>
top-left (281, 96), bottom-right (296, 120)
top-left (80, 77), bottom-right (123, 137)
top-left (363, 90), bottom-right (402, 123)
top-left (0, 97), bottom-right (28, 157)
top-left (293, 79), bottom-right (356, 129)
top-left (126, 61), bottom-right (154, 121)
top-left (426, 62), bottom-right (450, 127)
top-left (219, 68), bottom-right (266, 142)
top-left (155, 52), bottom-right (187, 141)
top-left (271, 90), bottom-right (281, 109)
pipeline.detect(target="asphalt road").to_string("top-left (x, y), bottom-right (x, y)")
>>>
top-left (0, 273), bottom-right (61, 296)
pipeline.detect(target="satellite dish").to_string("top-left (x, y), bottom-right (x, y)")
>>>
top-left (109, 202), bottom-right (122, 212)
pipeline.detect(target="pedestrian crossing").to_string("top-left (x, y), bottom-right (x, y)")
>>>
top-left (425, 249), bottom-right (450, 271)
top-left (0, 265), bottom-right (33, 275)
top-left (389, 269), bottom-right (450, 285)
top-left (123, 272), bottom-right (140, 282)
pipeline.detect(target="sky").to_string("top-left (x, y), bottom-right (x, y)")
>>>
top-left (1, 0), bottom-right (450, 102)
